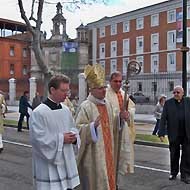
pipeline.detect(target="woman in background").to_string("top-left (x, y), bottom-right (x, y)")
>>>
top-left (152, 94), bottom-right (167, 136)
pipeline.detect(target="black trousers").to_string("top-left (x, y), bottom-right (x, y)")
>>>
top-left (169, 136), bottom-right (190, 177)
top-left (17, 112), bottom-right (30, 131)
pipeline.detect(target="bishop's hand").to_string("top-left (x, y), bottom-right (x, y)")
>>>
top-left (120, 109), bottom-right (130, 121)
top-left (94, 115), bottom-right (101, 128)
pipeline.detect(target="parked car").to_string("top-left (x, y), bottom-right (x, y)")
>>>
top-left (131, 92), bottom-right (150, 103)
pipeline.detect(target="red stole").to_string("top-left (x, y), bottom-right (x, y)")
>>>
top-left (97, 104), bottom-right (115, 190)
top-left (116, 90), bottom-right (123, 111)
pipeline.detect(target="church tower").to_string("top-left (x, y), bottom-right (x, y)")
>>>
top-left (51, 2), bottom-right (68, 40)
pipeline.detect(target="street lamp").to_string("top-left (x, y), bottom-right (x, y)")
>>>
top-left (181, 0), bottom-right (189, 96)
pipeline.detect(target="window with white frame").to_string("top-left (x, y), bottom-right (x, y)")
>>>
top-left (136, 56), bottom-right (144, 73)
top-left (23, 48), bottom-right (27, 58)
top-left (99, 43), bottom-right (105, 59)
top-left (168, 81), bottom-right (174, 91)
top-left (167, 52), bottom-right (176, 71)
top-left (151, 33), bottom-right (159, 52)
top-left (111, 41), bottom-right (117, 58)
top-left (188, 6), bottom-right (190, 19)
top-left (151, 54), bottom-right (159, 73)
top-left (151, 82), bottom-right (157, 92)
top-left (23, 65), bottom-right (27, 75)
top-left (187, 28), bottom-right (190, 47)
top-left (111, 23), bottom-right (117, 35)
top-left (151, 14), bottom-right (159, 27)
top-left (10, 64), bottom-right (14, 75)
top-left (122, 57), bottom-right (129, 74)
top-left (167, 10), bottom-right (176, 23)
top-left (137, 82), bottom-right (143, 91)
top-left (136, 17), bottom-right (144, 30)
top-left (99, 26), bottom-right (105, 38)
top-left (123, 39), bottom-right (130, 56)
top-left (123, 21), bottom-right (130, 32)
top-left (136, 36), bottom-right (144, 54)
top-left (110, 59), bottom-right (117, 74)
top-left (99, 60), bottom-right (105, 71)
top-left (167, 30), bottom-right (176, 50)
top-left (10, 46), bottom-right (15, 56)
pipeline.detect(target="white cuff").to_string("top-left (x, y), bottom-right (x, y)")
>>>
top-left (70, 127), bottom-right (81, 149)
top-left (90, 122), bottom-right (99, 143)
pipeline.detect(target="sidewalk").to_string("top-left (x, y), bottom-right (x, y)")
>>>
top-left (134, 114), bottom-right (156, 124)
top-left (6, 105), bottom-right (156, 122)
top-left (6, 106), bottom-right (156, 134)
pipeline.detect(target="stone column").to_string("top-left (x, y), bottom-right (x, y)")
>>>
top-left (78, 73), bottom-right (87, 105)
top-left (92, 28), bottom-right (97, 64)
top-left (29, 77), bottom-right (37, 102)
top-left (8, 78), bottom-right (16, 105)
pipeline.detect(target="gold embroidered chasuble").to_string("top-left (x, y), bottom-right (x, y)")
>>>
top-left (75, 95), bottom-right (116, 190)
top-left (106, 86), bottom-right (136, 174)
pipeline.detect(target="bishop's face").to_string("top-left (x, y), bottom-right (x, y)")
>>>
top-left (50, 82), bottom-right (70, 103)
top-left (110, 75), bottom-right (122, 93)
top-left (91, 86), bottom-right (107, 100)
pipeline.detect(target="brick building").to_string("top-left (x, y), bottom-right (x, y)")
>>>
top-left (0, 3), bottom-right (89, 101)
top-left (0, 18), bottom-right (31, 99)
top-left (87, 0), bottom-right (190, 99)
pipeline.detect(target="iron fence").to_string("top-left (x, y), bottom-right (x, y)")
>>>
top-left (120, 71), bottom-right (190, 104)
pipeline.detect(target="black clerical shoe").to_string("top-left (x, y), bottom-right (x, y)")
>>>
top-left (181, 177), bottom-right (190, 184)
top-left (0, 148), bottom-right (4, 153)
top-left (17, 129), bottom-right (23, 132)
top-left (169, 175), bottom-right (177, 180)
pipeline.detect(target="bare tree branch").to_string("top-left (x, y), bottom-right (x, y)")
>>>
top-left (36, 0), bottom-right (44, 30)
top-left (42, 0), bottom-right (108, 6)
top-left (18, 0), bottom-right (35, 35)
top-left (29, 0), bottom-right (37, 23)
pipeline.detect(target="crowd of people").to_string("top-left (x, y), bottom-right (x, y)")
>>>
top-left (0, 64), bottom-right (190, 190)
top-left (18, 65), bottom-right (136, 190)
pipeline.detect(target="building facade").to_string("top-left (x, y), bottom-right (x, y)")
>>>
top-left (0, 18), bottom-right (31, 99)
top-left (87, 0), bottom-right (190, 100)
top-left (31, 2), bottom-right (89, 98)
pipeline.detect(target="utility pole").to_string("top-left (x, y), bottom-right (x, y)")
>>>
top-left (181, 0), bottom-right (188, 96)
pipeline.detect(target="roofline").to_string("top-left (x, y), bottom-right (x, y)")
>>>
top-left (0, 36), bottom-right (31, 43)
top-left (0, 18), bottom-right (26, 27)
top-left (87, 0), bottom-right (173, 27)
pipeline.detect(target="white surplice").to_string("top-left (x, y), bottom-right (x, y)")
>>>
top-left (29, 103), bottom-right (80, 190)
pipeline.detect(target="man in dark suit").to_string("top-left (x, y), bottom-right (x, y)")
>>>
top-left (159, 86), bottom-right (190, 184)
top-left (17, 91), bottom-right (33, 132)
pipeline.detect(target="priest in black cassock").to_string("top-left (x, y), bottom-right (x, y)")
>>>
top-left (159, 86), bottom-right (190, 184)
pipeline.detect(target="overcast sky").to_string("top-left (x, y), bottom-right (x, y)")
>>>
top-left (1, 0), bottom-right (167, 39)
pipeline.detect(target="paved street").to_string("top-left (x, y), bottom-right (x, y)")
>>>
top-left (0, 128), bottom-right (32, 190)
top-left (0, 127), bottom-right (190, 190)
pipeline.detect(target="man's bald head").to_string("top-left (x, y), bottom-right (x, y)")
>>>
top-left (173, 85), bottom-right (184, 101)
